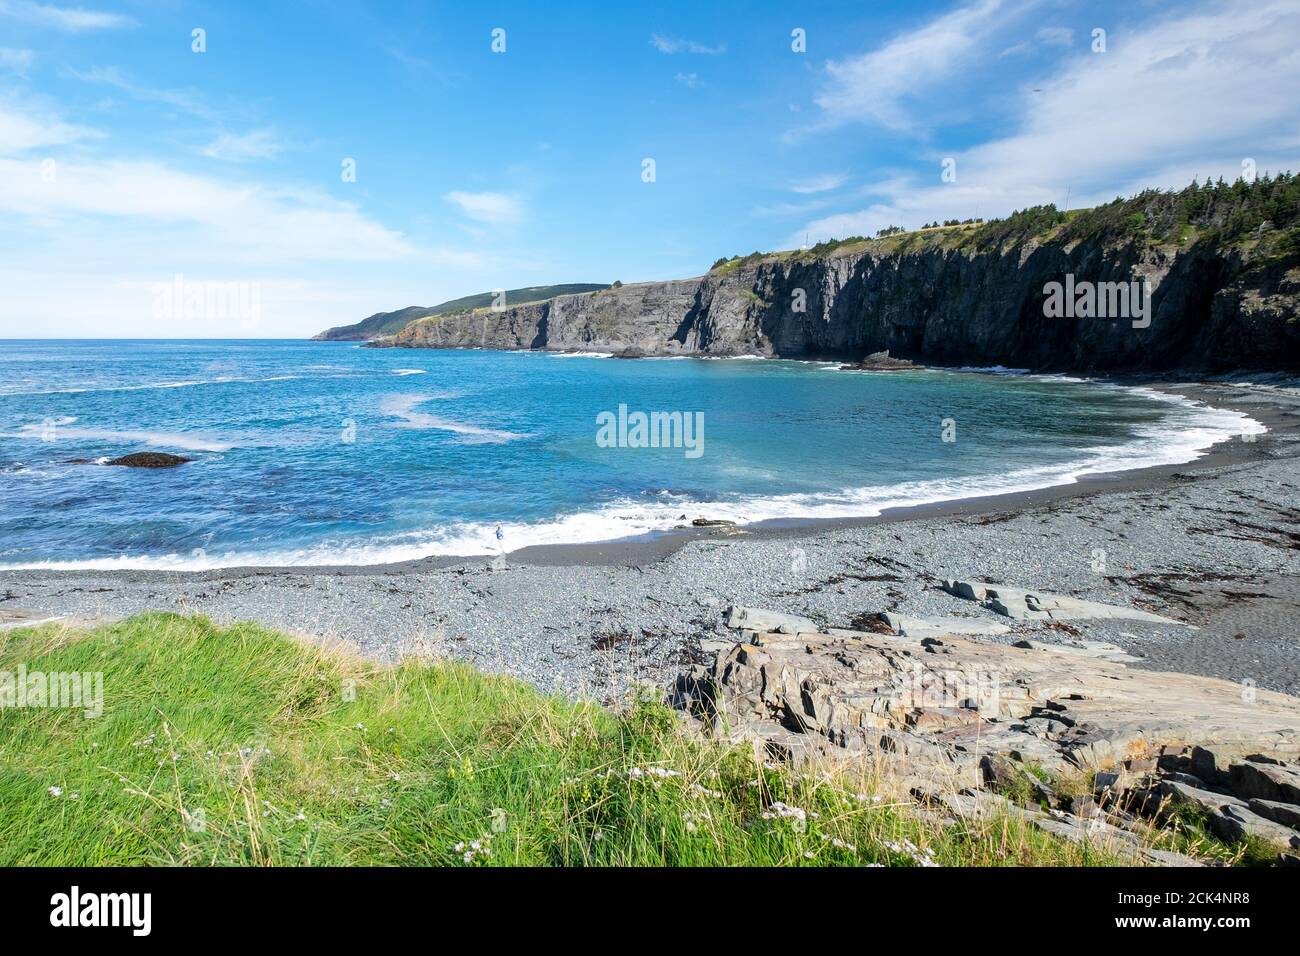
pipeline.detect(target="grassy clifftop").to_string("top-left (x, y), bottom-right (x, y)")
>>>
top-left (710, 172), bottom-right (1300, 272)
top-left (0, 614), bottom-right (1164, 867)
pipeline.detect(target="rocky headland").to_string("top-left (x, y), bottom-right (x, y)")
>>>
top-left (367, 178), bottom-right (1300, 374)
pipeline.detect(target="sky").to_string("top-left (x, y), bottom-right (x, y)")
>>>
top-left (1, 0), bottom-right (1298, 338)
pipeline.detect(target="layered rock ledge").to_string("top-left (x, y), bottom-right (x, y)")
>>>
top-left (672, 604), bottom-right (1300, 864)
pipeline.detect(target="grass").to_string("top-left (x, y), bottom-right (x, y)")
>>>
top-left (0, 614), bottom-right (1160, 866)
top-left (1153, 801), bottom-right (1277, 867)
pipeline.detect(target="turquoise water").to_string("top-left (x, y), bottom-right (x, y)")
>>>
top-left (0, 340), bottom-right (1259, 569)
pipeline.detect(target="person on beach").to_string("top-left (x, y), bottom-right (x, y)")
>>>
top-left (495, 524), bottom-right (504, 552)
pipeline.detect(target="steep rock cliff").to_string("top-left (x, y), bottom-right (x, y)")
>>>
top-left (376, 234), bottom-right (1299, 372)
top-left (375, 183), bottom-right (1300, 372)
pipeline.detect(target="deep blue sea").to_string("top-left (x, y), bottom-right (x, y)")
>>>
top-left (0, 340), bottom-right (1260, 569)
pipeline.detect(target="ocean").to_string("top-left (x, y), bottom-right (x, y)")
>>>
top-left (0, 339), bottom-right (1263, 569)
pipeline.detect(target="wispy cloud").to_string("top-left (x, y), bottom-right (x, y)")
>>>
top-left (444, 190), bottom-right (523, 225)
top-left (0, 48), bottom-right (35, 76)
top-left (650, 33), bottom-right (725, 55)
top-left (0, 0), bottom-right (132, 31)
top-left (0, 95), bottom-right (100, 153)
top-left (1035, 26), bottom-right (1074, 46)
top-left (789, 172), bottom-right (848, 194)
top-left (810, 0), bottom-right (1023, 132)
top-left (0, 154), bottom-right (417, 262)
top-left (68, 66), bottom-right (224, 122)
top-left (1002, 25), bottom-right (1075, 57)
top-left (794, 0), bottom-right (1300, 245)
top-left (675, 72), bottom-right (699, 88)
top-left (201, 129), bottom-right (284, 162)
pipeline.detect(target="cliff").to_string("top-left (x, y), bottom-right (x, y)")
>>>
top-left (313, 283), bottom-right (609, 341)
top-left (373, 178), bottom-right (1300, 372)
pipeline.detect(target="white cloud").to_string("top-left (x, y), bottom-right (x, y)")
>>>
top-left (0, 48), bottom-right (35, 76)
top-left (0, 156), bottom-right (418, 261)
top-left (0, 1), bottom-right (131, 31)
top-left (68, 66), bottom-right (222, 121)
top-left (675, 72), bottom-right (699, 88)
top-left (444, 190), bottom-right (522, 225)
top-left (201, 129), bottom-right (284, 162)
top-left (1035, 26), bottom-right (1073, 46)
top-left (812, 0), bottom-right (1021, 131)
top-left (650, 33), bottom-right (725, 55)
top-left (795, 0), bottom-right (1300, 245)
top-left (0, 95), bottom-right (100, 153)
top-left (790, 173), bottom-right (848, 194)
top-left (0, 270), bottom-right (426, 337)
top-left (1002, 25), bottom-right (1074, 57)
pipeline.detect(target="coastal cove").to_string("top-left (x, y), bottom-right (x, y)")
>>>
top-left (0, 340), bottom-right (1269, 571)
top-left (4, 356), bottom-right (1297, 703)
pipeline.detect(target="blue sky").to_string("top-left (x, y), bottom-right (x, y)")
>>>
top-left (1, 0), bottom-right (1297, 337)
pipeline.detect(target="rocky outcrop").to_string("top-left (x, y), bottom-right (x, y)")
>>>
top-left (942, 579), bottom-right (1182, 624)
top-left (104, 453), bottom-right (192, 468)
top-left (839, 349), bottom-right (917, 371)
top-left (672, 604), bottom-right (1300, 864)
top-left (374, 230), bottom-right (1300, 372)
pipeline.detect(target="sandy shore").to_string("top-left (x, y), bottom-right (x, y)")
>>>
top-left (4, 377), bottom-right (1299, 700)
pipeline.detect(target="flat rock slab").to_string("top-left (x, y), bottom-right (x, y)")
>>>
top-left (943, 580), bottom-right (1181, 625)
top-left (880, 611), bottom-right (1011, 639)
top-left (1013, 638), bottom-right (1144, 664)
top-left (723, 604), bottom-right (818, 635)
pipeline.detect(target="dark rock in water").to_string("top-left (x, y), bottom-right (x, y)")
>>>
top-left (691, 518), bottom-right (736, 527)
top-left (612, 347), bottom-right (648, 359)
top-left (104, 452), bottom-right (193, 469)
top-left (840, 350), bottom-right (917, 371)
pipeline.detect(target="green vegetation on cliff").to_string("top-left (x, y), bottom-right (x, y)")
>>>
top-left (709, 172), bottom-right (1300, 271)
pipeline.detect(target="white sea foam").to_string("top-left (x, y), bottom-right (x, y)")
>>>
top-left (380, 394), bottom-right (527, 443)
top-left (549, 351), bottom-right (615, 359)
top-left (948, 365), bottom-right (1030, 375)
top-left (5, 383), bottom-right (1264, 571)
top-left (0, 417), bottom-right (232, 452)
top-left (0, 375), bottom-right (302, 397)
